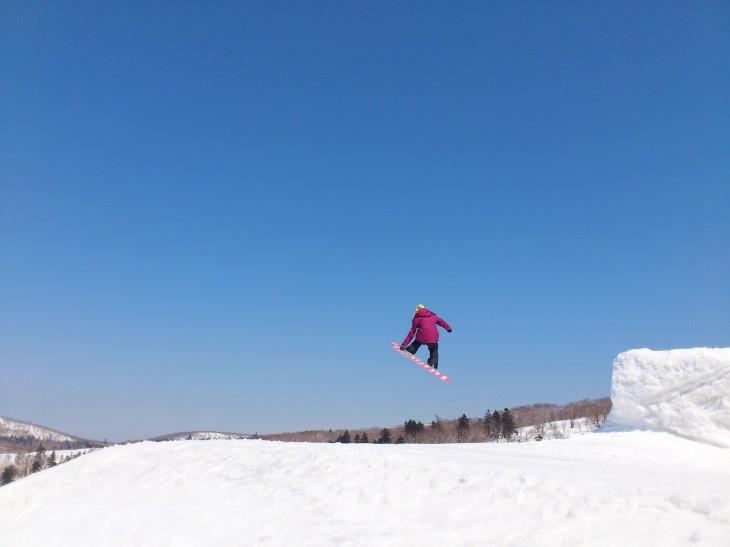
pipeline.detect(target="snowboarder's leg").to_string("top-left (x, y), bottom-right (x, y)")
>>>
top-left (406, 341), bottom-right (423, 355)
top-left (427, 343), bottom-right (439, 369)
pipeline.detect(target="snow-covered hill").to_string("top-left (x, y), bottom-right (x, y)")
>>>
top-left (0, 347), bottom-right (728, 546)
top-left (150, 431), bottom-right (252, 442)
top-left (0, 416), bottom-right (250, 448)
top-left (0, 416), bottom-right (101, 454)
top-left (0, 416), bottom-right (79, 444)
top-left (0, 433), bottom-right (728, 546)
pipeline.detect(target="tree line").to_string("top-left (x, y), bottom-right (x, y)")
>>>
top-left (0, 434), bottom-right (101, 454)
top-left (263, 397), bottom-right (612, 444)
top-left (331, 408), bottom-right (519, 445)
top-left (0, 444), bottom-right (88, 487)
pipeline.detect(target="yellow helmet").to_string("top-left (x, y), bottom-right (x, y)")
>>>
top-left (414, 304), bottom-right (425, 316)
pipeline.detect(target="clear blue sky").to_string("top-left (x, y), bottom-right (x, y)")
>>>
top-left (2, 1), bottom-right (728, 441)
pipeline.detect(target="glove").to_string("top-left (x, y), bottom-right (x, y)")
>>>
top-left (400, 345), bottom-right (407, 351)
top-left (447, 329), bottom-right (452, 333)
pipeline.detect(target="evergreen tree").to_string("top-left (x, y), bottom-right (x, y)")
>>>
top-left (501, 408), bottom-right (516, 440)
top-left (336, 430), bottom-right (352, 443)
top-left (31, 445), bottom-right (47, 473)
top-left (48, 451), bottom-right (57, 467)
top-left (404, 419), bottom-right (425, 441)
top-left (378, 428), bottom-right (392, 444)
top-left (483, 409), bottom-right (495, 438)
top-left (456, 414), bottom-right (471, 442)
top-left (353, 433), bottom-right (361, 443)
top-left (1, 465), bottom-right (18, 485)
top-left (491, 410), bottom-right (502, 439)
top-left (360, 432), bottom-right (370, 443)
top-left (431, 415), bottom-right (443, 430)
top-left (395, 436), bottom-right (405, 444)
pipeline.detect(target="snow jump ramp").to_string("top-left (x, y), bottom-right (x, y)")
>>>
top-left (603, 347), bottom-right (730, 448)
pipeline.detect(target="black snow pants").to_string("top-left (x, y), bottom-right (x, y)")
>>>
top-left (406, 341), bottom-right (439, 369)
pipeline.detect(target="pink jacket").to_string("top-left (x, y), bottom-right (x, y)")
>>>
top-left (402, 308), bottom-right (452, 346)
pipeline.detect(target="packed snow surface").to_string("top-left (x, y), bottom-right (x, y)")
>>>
top-left (1, 435), bottom-right (729, 546)
top-left (604, 348), bottom-right (730, 447)
top-left (2, 347), bottom-right (729, 545)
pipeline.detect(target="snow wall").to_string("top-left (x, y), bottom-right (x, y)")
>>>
top-left (603, 348), bottom-right (730, 448)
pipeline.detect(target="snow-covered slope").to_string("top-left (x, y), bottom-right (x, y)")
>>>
top-left (1, 347), bottom-right (729, 546)
top-left (515, 416), bottom-right (597, 442)
top-left (0, 435), bottom-right (729, 546)
top-left (603, 348), bottom-right (730, 447)
top-left (0, 416), bottom-right (79, 444)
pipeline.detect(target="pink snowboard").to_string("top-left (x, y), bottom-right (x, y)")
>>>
top-left (391, 341), bottom-right (451, 382)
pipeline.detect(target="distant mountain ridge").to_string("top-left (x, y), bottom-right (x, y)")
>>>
top-left (0, 416), bottom-right (253, 452)
top-left (0, 416), bottom-right (103, 453)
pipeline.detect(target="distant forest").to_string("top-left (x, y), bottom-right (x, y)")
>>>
top-left (260, 397), bottom-right (612, 444)
top-left (0, 435), bottom-right (103, 454)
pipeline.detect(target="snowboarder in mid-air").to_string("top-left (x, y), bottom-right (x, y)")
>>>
top-left (400, 304), bottom-right (452, 370)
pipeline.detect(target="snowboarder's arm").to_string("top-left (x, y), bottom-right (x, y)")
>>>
top-left (437, 316), bottom-right (452, 332)
top-left (401, 320), bottom-right (418, 347)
